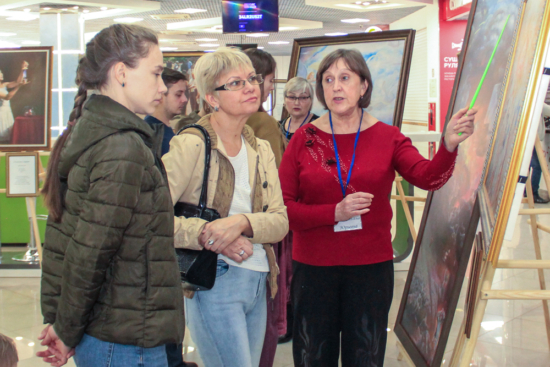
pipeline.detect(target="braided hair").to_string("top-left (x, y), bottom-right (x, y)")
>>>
top-left (42, 24), bottom-right (158, 222)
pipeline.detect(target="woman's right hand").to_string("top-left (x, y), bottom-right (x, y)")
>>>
top-left (335, 192), bottom-right (373, 222)
top-left (220, 236), bottom-right (254, 263)
top-left (36, 324), bottom-right (74, 367)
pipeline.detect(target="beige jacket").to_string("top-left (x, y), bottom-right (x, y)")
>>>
top-left (162, 115), bottom-right (289, 298)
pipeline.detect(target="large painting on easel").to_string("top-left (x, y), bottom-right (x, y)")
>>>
top-left (394, 0), bottom-right (524, 366)
top-left (479, 0), bottom-right (550, 261)
top-left (287, 30), bottom-right (415, 128)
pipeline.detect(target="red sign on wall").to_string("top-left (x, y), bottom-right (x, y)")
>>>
top-left (439, 16), bottom-right (467, 130)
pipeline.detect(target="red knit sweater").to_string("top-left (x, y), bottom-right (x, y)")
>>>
top-left (279, 122), bottom-right (457, 266)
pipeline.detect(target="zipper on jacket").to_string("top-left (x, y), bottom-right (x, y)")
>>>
top-left (250, 155), bottom-right (260, 203)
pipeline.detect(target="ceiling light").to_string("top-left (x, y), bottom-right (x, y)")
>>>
top-left (363, 2), bottom-right (371, 4)
top-left (42, 7), bottom-right (51, 10)
top-left (341, 18), bottom-right (370, 23)
top-left (199, 43), bottom-right (219, 47)
top-left (28, 342), bottom-right (35, 346)
top-left (257, 46), bottom-right (264, 49)
top-left (0, 32), bottom-right (16, 37)
top-left (174, 8), bottom-right (207, 14)
top-left (22, 40), bottom-right (40, 45)
top-left (160, 47), bottom-right (178, 51)
top-left (113, 17), bottom-right (143, 23)
top-left (73, 6), bottom-right (79, 9)
top-left (23, 8), bottom-right (31, 12)
top-left (100, 7), bottom-right (108, 11)
top-left (15, 337), bottom-right (22, 341)
top-left (196, 38), bottom-right (218, 42)
top-left (7, 14), bottom-right (39, 21)
top-left (268, 41), bottom-right (289, 45)
top-left (279, 26), bottom-right (299, 31)
top-left (247, 33), bottom-right (269, 37)
top-left (82, 9), bottom-right (89, 13)
top-left (0, 41), bottom-right (19, 48)
top-left (325, 32), bottom-right (348, 36)
top-left (61, 9), bottom-right (68, 11)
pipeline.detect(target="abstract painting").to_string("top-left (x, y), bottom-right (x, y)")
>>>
top-left (394, 0), bottom-right (525, 365)
top-left (287, 30), bottom-right (415, 128)
top-left (480, 0), bottom-right (549, 259)
top-left (163, 52), bottom-right (204, 116)
top-left (0, 47), bottom-right (52, 152)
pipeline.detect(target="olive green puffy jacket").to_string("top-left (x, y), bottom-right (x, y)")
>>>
top-left (40, 95), bottom-right (184, 348)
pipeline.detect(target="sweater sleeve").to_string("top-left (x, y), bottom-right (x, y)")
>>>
top-left (53, 134), bottom-right (144, 347)
top-left (392, 130), bottom-right (458, 191)
top-left (279, 131), bottom-right (338, 231)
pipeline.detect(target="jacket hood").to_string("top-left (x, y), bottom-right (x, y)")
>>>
top-left (58, 94), bottom-right (154, 178)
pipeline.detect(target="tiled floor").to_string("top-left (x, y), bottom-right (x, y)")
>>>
top-left (1, 190), bottom-right (550, 366)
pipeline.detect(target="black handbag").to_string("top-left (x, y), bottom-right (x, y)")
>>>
top-left (174, 124), bottom-right (221, 291)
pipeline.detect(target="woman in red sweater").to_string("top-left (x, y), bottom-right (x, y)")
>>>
top-left (279, 49), bottom-right (477, 366)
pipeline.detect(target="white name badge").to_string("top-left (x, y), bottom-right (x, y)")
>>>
top-left (334, 215), bottom-right (362, 232)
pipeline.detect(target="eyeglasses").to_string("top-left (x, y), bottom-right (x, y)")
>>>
top-left (285, 95), bottom-right (311, 102)
top-left (214, 74), bottom-right (264, 91)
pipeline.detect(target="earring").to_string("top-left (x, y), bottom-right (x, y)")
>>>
top-left (214, 106), bottom-right (219, 112)
top-left (122, 82), bottom-right (125, 87)
top-left (359, 94), bottom-right (363, 99)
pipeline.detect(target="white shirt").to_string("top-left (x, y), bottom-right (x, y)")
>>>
top-left (219, 137), bottom-right (269, 272)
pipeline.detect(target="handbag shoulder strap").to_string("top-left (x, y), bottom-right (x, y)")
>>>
top-left (176, 124), bottom-right (211, 212)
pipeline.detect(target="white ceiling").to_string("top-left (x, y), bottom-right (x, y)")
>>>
top-left (0, 0), bottom-right (429, 55)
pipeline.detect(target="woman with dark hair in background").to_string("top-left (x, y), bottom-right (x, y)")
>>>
top-left (38, 24), bottom-right (184, 367)
top-left (0, 61), bottom-right (29, 144)
top-left (244, 48), bottom-right (286, 167)
top-left (243, 48), bottom-right (289, 367)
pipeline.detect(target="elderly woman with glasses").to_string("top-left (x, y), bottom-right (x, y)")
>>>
top-left (280, 77), bottom-right (319, 141)
top-left (279, 48), bottom-right (477, 366)
top-left (162, 47), bottom-right (289, 367)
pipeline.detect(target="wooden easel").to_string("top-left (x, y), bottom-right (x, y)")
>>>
top-left (450, 138), bottom-right (550, 367)
top-left (0, 151), bottom-right (47, 264)
top-left (392, 172), bottom-right (427, 243)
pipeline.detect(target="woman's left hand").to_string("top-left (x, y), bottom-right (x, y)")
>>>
top-left (444, 106), bottom-right (478, 152)
top-left (200, 215), bottom-right (252, 254)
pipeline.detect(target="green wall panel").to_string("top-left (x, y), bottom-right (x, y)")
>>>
top-left (0, 155), bottom-right (49, 244)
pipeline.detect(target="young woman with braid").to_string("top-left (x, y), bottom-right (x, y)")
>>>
top-left (38, 24), bottom-right (184, 367)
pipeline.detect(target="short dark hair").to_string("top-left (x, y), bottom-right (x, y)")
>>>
top-left (0, 333), bottom-right (18, 367)
top-left (162, 67), bottom-right (188, 91)
top-left (244, 48), bottom-right (277, 112)
top-left (315, 49), bottom-right (373, 110)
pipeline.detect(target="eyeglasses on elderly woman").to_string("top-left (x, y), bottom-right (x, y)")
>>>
top-left (214, 74), bottom-right (264, 91)
top-left (285, 95), bottom-right (311, 103)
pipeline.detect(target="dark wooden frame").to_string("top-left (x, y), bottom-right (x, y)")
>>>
top-left (465, 231), bottom-right (485, 338)
top-left (0, 46), bottom-right (53, 152)
top-left (5, 152), bottom-right (40, 197)
top-left (393, 1), bottom-right (482, 365)
top-left (285, 30), bottom-right (415, 129)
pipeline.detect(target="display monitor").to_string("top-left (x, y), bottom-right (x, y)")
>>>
top-left (222, 0), bottom-right (279, 34)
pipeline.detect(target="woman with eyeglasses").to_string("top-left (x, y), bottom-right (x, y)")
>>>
top-left (280, 77), bottom-right (319, 142)
top-left (162, 47), bottom-right (288, 367)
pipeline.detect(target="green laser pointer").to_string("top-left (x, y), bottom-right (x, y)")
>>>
top-left (459, 14), bottom-right (510, 136)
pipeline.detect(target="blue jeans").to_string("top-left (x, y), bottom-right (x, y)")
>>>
top-left (531, 147), bottom-right (542, 193)
top-left (74, 334), bottom-right (168, 367)
top-left (185, 260), bottom-right (268, 367)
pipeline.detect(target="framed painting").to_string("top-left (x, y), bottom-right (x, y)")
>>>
top-left (465, 231), bottom-right (485, 338)
top-left (5, 152), bottom-right (40, 197)
top-left (286, 30), bottom-right (415, 128)
top-left (394, 0), bottom-right (526, 366)
top-left (0, 47), bottom-right (53, 152)
top-left (163, 52), bottom-right (204, 116)
top-left (479, 0), bottom-right (550, 262)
